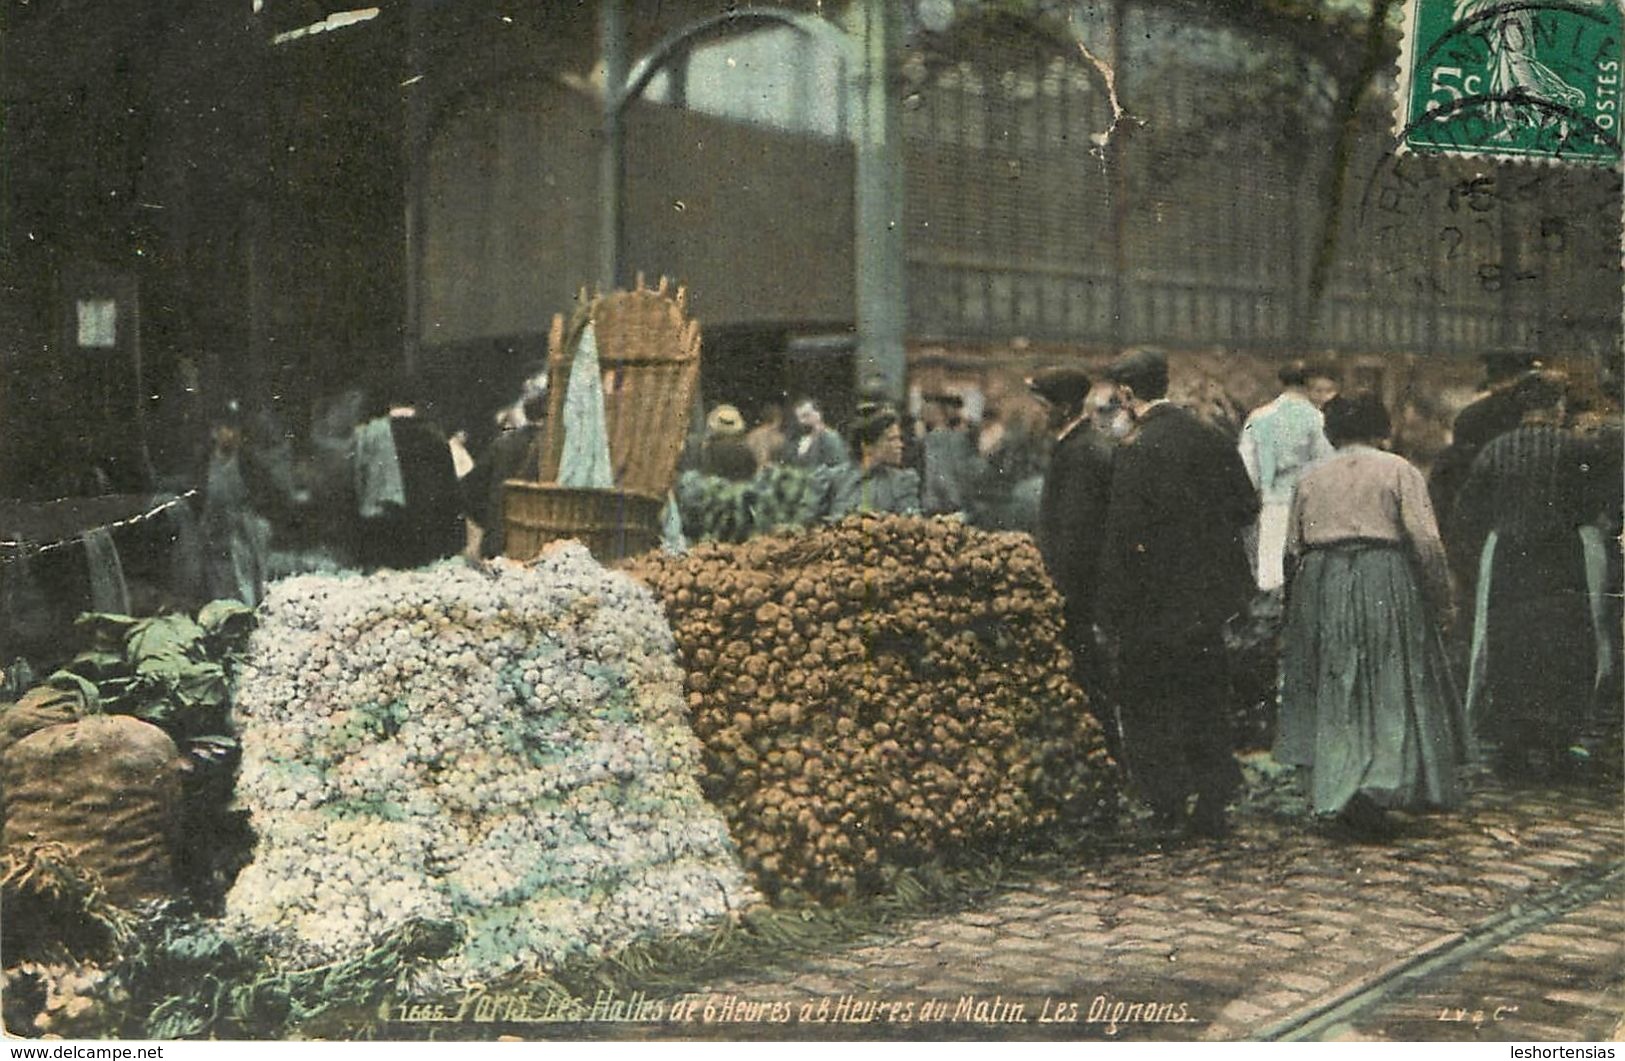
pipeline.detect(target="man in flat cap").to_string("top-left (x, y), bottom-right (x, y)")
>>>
top-left (1029, 366), bottom-right (1121, 756)
top-left (1095, 348), bottom-right (1258, 837)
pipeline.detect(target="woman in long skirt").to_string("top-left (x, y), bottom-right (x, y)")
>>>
top-left (1275, 395), bottom-right (1469, 836)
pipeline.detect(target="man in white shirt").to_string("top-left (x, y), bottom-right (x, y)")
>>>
top-left (1238, 361), bottom-right (1337, 592)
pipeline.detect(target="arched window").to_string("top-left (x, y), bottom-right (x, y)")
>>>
top-left (640, 23), bottom-right (851, 142)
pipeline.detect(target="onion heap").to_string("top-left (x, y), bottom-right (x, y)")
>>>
top-left (631, 514), bottom-right (1118, 902)
top-left (225, 545), bottom-right (760, 984)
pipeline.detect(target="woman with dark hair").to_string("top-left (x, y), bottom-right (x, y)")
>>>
top-left (1275, 394), bottom-right (1469, 837)
top-left (826, 404), bottom-right (922, 519)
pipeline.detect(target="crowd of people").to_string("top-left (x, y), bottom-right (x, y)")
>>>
top-left (180, 367), bottom-right (1052, 599)
top-left (685, 388), bottom-right (1047, 528)
top-left (153, 372), bottom-right (1045, 616)
top-left (180, 386), bottom-right (473, 606)
top-left (128, 379), bottom-right (560, 615)
top-left (41, 342), bottom-right (1616, 848)
top-left (1031, 347), bottom-right (1621, 841)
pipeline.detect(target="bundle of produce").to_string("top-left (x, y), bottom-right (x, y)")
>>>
top-left (0, 685), bottom-right (82, 760)
top-left (1, 843), bottom-right (137, 1038)
top-left (1, 842), bottom-right (135, 965)
top-left (0, 605), bottom-right (259, 1038)
top-left (119, 915), bottom-right (460, 1040)
top-left (224, 545), bottom-right (759, 985)
top-left (630, 514), bottom-right (1118, 902)
top-left (3, 910), bottom-right (460, 1040)
top-left (3, 716), bottom-right (188, 907)
top-left (43, 601), bottom-right (256, 743)
top-left (11, 602), bottom-right (260, 905)
top-left (673, 465), bottom-right (830, 544)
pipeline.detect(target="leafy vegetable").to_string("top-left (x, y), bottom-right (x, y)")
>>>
top-left (42, 670), bottom-right (101, 714)
top-left (197, 601), bottom-right (256, 657)
top-left (126, 616), bottom-right (207, 669)
top-left (674, 465), bottom-right (832, 544)
top-left (4, 909), bottom-right (463, 1040)
top-left (50, 603), bottom-right (254, 741)
top-left (71, 614), bottom-right (140, 654)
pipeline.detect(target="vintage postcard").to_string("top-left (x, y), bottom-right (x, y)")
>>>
top-left (0, 0), bottom-right (1620, 1050)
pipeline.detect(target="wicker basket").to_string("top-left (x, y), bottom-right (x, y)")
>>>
top-left (532, 275), bottom-right (703, 499)
top-left (501, 481), bottom-right (663, 564)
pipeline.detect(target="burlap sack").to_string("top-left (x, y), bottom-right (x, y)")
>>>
top-left (2, 716), bottom-right (185, 906)
top-left (0, 686), bottom-right (84, 760)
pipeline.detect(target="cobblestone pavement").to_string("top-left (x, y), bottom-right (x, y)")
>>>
top-left (676, 774), bottom-right (1624, 1041)
top-left (1330, 879), bottom-right (1625, 1042)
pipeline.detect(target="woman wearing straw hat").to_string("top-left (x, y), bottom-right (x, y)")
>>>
top-left (700, 404), bottom-right (758, 483)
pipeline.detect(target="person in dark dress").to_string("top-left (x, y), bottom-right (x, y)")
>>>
top-left (1095, 349), bottom-right (1258, 837)
top-left (1430, 349), bottom-right (1540, 582)
top-left (1028, 367), bottom-right (1116, 690)
top-left (1454, 371), bottom-right (1608, 778)
top-left (463, 393), bottom-right (547, 560)
top-left (354, 387), bottom-right (464, 571)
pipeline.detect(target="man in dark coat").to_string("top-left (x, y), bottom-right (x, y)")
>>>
top-left (1096, 349), bottom-right (1258, 836)
top-left (463, 392), bottom-right (546, 559)
top-left (1430, 349), bottom-right (1540, 582)
top-left (1029, 368), bottom-right (1115, 681)
top-left (1030, 366), bottom-right (1121, 762)
top-left (1452, 351), bottom-right (1541, 451)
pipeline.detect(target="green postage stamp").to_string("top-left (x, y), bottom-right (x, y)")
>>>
top-left (1397, 0), bottom-right (1625, 163)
